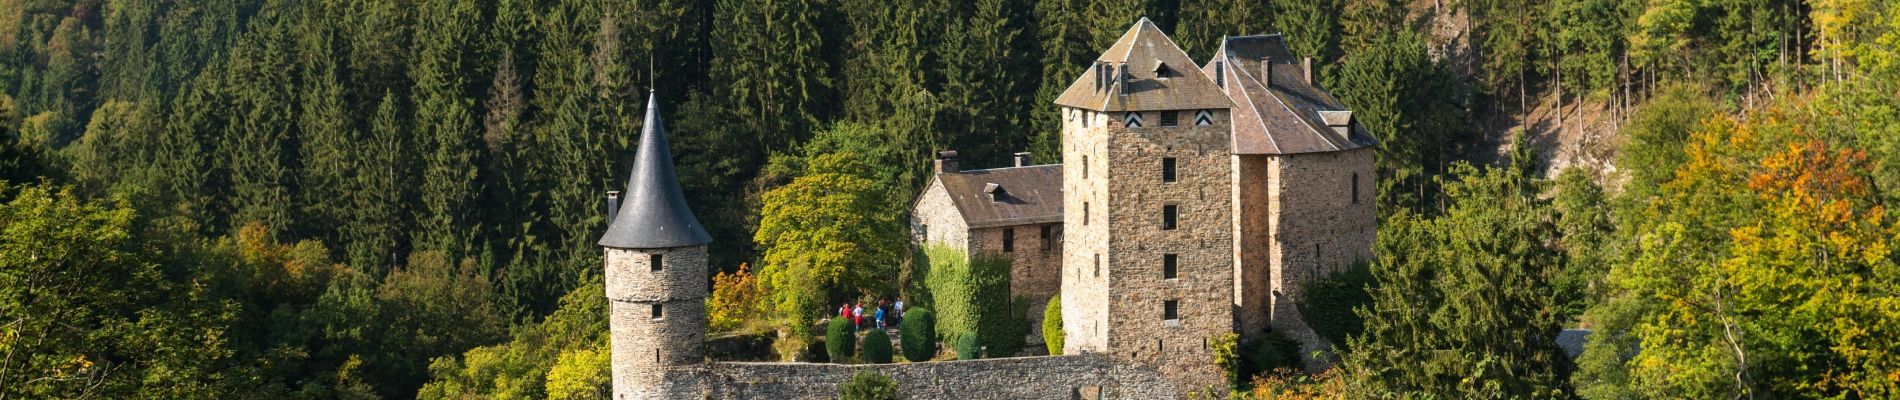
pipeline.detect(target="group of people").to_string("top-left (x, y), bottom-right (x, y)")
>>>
top-left (838, 298), bottom-right (904, 331)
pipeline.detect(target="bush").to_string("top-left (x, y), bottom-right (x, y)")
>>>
top-left (838, 371), bottom-right (898, 400)
top-left (826, 316), bottom-right (855, 363)
top-left (1241, 331), bottom-right (1303, 381)
top-left (898, 307), bottom-right (936, 361)
top-left (860, 330), bottom-right (894, 364)
top-left (953, 334), bottom-right (982, 360)
top-left (1297, 262), bottom-right (1372, 352)
top-left (1041, 296), bottom-right (1063, 355)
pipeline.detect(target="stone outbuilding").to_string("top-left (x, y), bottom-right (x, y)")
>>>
top-left (910, 150), bottom-right (1064, 346)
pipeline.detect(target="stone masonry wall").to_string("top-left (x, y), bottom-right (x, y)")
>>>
top-left (969, 224), bottom-right (1062, 348)
top-left (694, 354), bottom-right (1180, 399)
top-left (1264, 147), bottom-right (1376, 365)
top-left (911, 179), bottom-right (969, 252)
top-left (1101, 108), bottom-right (1235, 394)
top-left (605, 245), bottom-right (709, 400)
top-left (1233, 155), bottom-right (1272, 340)
top-left (1062, 107), bottom-right (1112, 354)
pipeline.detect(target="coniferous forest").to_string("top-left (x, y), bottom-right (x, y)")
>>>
top-left (1, 0), bottom-right (1897, 398)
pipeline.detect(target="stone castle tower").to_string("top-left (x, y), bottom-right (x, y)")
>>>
top-left (599, 92), bottom-right (713, 400)
top-left (1054, 18), bottom-right (1238, 389)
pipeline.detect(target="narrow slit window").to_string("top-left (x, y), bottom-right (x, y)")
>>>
top-left (651, 303), bottom-right (663, 320)
top-left (1003, 229), bottom-right (1015, 253)
top-left (1161, 158), bottom-right (1177, 183)
top-left (1163, 254), bottom-right (1178, 279)
top-left (650, 253), bottom-right (663, 272)
top-left (1083, 155), bottom-right (1089, 178)
top-left (1084, 202), bottom-right (1090, 226)
top-left (1351, 173), bottom-right (1360, 204)
top-left (1162, 205), bottom-right (1178, 230)
top-left (1094, 254), bottom-right (1101, 277)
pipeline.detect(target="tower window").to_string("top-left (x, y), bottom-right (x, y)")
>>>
top-left (1162, 205), bottom-right (1178, 230)
top-left (1040, 225), bottom-right (1054, 250)
top-left (1352, 173), bottom-right (1360, 204)
top-left (1093, 254), bottom-right (1100, 277)
top-left (1083, 155), bottom-right (1089, 178)
top-left (650, 253), bottom-right (663, 272)
top-left (651, 304), bottom-right (663, 320)
top-left (1083, 202), bottom-right (1090, 226)
top-left (1163, 254), bottom-right (1178, 279)
top-left (1003, 229), bottom-right (1015, 253)
top-left (1161, 158), bottom-right (1177, 183)
top-left (1163, 300), bottom-right (1179, 322)
top-left (1160, 111), bottom-right (1179, 127)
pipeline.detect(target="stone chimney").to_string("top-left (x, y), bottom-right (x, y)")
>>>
top-left (1262, 57), bottom-right (1272, 86)
top-left (935, 150), bottom-right (960, 173)
top-left (606, 191), bottom-right (621, 222)
top-left (1302, 57), bottom-right (1313, 85)
top-left (1014, 152), bottom-right (1034, 167)
top-left (1114, 64), bottom-right (1128, 97)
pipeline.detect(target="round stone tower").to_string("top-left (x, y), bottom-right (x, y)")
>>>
top-left (599, 92), bottom-right (713, 400)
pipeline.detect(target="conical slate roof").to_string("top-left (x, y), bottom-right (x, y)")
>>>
top-left (598, 92), bottom-right (712, 249)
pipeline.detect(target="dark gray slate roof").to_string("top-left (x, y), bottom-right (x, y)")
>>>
top-left (1558, 329), bottom-right (1591, 359)
top-left (934, 164), bottom-right (1063, 228)
top-left (599, 92), bottom-right (713, 249)
top-left (1205, 34), bottom-right (1379, 154)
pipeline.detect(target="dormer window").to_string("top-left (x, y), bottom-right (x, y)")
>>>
top-left (1154, 62), bottom-right (1177, 79)
top-left (984, 183), bottom-right (1006, 201)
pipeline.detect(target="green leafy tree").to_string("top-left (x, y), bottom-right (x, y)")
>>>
top-left (755, 152), bottom-right (904, 330)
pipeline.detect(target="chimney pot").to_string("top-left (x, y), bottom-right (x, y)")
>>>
top-left (1303, 57), bottom-right (1313, 85)
top-left (606, 191), bottom-right (622, 222)
top-left (1013, 152), bottom-right (1033, 167)
top-left (935, 150), bottom-right (960, 173)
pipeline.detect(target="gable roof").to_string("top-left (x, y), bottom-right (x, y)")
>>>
top-left (1055, 18), bottom-right (1234, 112)
top-left (599, 92), bottom-right (713, 249)
top-left (930, 165), bottom-right (1063, 229)
top-left (1203, 35), bottom-right (1378, 154)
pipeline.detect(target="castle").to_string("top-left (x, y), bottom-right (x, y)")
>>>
top-left (605, 18), bottom-right (1373, 400)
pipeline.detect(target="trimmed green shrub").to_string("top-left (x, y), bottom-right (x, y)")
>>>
top-left (1041, 296), bottom-right (1063, 355)
top-left (1240, 331), bottom-right (1303, 379)
top-left (899, 307), bottom-right (936, 361)
top-left (839, 371), bottom-right (898, 400)
top-left (954, 334), bottom-right (982, 360)
top-left (826, 316), bottom-right (855, 363)
top-left (860, 330), bottom-right (894, 363)
top-left (986, 295), bottom-right (1028, 357)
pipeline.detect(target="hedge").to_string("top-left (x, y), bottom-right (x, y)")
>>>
top-left (1041, 296), bottom-right (1063, 355)
top-left (861, 330), bottom-right (894, 364)
top-left (826, 316), bottom-right (855, 363)
top-left (899, 307), bottom-right (936, 361)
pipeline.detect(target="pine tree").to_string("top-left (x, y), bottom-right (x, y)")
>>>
top-left (411, 0), bottom-right (483, 257)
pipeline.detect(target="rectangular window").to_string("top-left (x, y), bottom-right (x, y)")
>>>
top-left (1163, 300), bottom-right (1179, 322)
top-left (650, 253), bottom-right (663, 272)
top-left (1160, 111), bottom-right (1179, 126)
top-left (1083, 155), bottom-right (1089, 178)
top-left (1003, 229), bottom-right (1015, 252)
top-left (1162, 205), bottom-right (1178, 230)
top-left (1040, 225), bottom-right (1053, 250)
top-left (1352, 173), bottom-right (1360, 204)
top-left (651, 304), bottom-right (663, 319)
top-left (1161, 158), bottom-right (1177, 183)
top-left (1084, 202), bottom-right (1090, 226)
top-left (1163, 254), bottom-right (1178, 279)
top-left (1094, 254), bottom-right (1101, 277)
